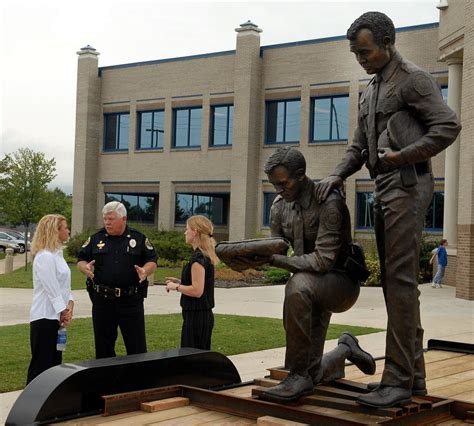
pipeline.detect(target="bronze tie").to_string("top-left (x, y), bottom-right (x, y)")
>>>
top-left (368, 74), bottom-right (381, 170)
top-left (293, 202), bottom-right (304, 256)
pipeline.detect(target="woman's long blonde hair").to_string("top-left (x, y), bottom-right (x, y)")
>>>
top-left (31, 214), bottom-right (67, 255)
top-left (187, 215), bottom-right (219, 265)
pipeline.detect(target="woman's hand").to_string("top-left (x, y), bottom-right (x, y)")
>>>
top-left (165, 277), bottom-right (180, 293)
top-left (60, 300), bottom-right (75, 326)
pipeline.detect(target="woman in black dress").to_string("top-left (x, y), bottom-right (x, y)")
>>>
top-left (166, 215), bottom-right (218, 350)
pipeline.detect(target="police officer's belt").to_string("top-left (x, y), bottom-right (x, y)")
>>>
top-left (87, 280), bottom-right (145, 298)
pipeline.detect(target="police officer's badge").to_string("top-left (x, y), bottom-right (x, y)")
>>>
top-left (81, 237), bottom-right (90, 248)
top-left (145, 238), bottom-right (154, 250)
top-left (97, 241), bottom-right (105, 250)
top-left (129, 239), bottom-right (137, 248)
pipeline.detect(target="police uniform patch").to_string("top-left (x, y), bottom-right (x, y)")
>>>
top-left (145, 238), bottom-right (154, 250)
top-left (322, 207), bottom-right (342, 231)
top-left (81, 237), bottom-right (90, 248)
top-left (413, 73), bottom-right (432, 96)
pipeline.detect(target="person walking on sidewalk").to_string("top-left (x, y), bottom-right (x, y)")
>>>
top-left (430, 239), bottom-right (448, 288)
top-left (27, 214), bottom-right (74, 384)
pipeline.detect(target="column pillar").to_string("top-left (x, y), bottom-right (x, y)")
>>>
top-left (442, 58), bottom-right (463, 252)
top-left (229, 21), bottom-right (263, 239)
top-left (72, 45), bottom-right (101, 235)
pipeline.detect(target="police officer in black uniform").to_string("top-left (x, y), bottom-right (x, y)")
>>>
top-left (77, 201), bottom-right (157, 359)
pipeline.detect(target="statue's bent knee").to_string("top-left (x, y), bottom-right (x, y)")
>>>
top-left (286, 271), bottom-right (359, 313)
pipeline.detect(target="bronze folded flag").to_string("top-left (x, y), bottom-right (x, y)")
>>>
top-left (216, 237), bottom-right (290, 271)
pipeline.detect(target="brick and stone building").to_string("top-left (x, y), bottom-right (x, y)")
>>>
top-left (72, 4), bottom-right (473, 299)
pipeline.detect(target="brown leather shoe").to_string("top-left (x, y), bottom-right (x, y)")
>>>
top-left (367, 378), bottom-right (427, 396)
top-left (260, 373), bottom-right (314, 403)
top-left (358, 386), bottom-right (412, 408)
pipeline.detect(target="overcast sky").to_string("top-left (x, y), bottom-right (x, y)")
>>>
top-left (1, 0), bottom-right (439, 194)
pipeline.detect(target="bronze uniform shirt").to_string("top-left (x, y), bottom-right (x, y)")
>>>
top-left (270, 177), bottom-right (352, 274)
top-left (333, 50), bottom-right (461, 179)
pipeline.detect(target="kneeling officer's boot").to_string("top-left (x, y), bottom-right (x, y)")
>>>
top-left (260, 373), bottom-right (314, 403)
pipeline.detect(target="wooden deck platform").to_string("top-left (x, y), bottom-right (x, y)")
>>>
top-left (55, 350), bottom-right (474, 425)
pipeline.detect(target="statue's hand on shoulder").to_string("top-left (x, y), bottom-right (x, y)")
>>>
top-left (314, 175), bottom-right (343, 203)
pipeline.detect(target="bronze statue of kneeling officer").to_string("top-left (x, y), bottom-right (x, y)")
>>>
top-left (219, 147), bottom-right (375, 404)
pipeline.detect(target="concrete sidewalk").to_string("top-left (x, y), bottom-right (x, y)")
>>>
top-left (1, 283), bottom-right (473, 424)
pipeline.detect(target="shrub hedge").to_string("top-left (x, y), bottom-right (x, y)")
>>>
top-left (65, 226), bottom-right (192, 264)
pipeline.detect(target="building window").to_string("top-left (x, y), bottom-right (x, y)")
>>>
top-left (138, 110), bottom-right (165, 149)
top-left (105, 193), bottom-right (157, 223)
top-left (356, 190), bottom-right (445, 232)
top-left (356, 192), bottom-right (375, 229)
top-left (211, 105), bottom-right (233, 146)
top-left (263, 192), bottom-right (277, 226)
top-left (425, 192), bottom-right (444, 231)
top-left (104, 113), bottom-right (130, 151)
top-left (265, 99), bottom-right (300, 144)
top-left (175, 193), bottom-right (229, 225)
top-left (311, 95), bottom-right (349, 142)
top-left (173, 107), bottom-right (202, 148)
top-left (441, 86), bottom-right (448, 103)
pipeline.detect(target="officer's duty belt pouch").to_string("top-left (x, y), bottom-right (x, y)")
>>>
top-left (343, 243), bottom-right (370, 284)
top-left (344, 256), bottom-right (370, 283)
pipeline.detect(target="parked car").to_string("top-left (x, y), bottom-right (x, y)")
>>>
top-left (0, 232), bottom-right (24, 253)
top-left (3, 231), bottom-right (31, 251)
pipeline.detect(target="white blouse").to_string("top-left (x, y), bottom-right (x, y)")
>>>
top-left (30, 249), bottom-right (73, 322)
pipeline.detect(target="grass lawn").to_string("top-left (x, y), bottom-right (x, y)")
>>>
top-left (0, 264), bottom-right (182, 290)
top-left (0, 314), bottom-right (382, 393)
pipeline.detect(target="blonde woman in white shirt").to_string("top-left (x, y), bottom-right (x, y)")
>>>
top-left (27, 214), bottom-right (74, 384)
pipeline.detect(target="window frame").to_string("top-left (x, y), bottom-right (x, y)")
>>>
top-left (264, 98), bottom-right (301, 145)
top-left (424, 191), bottom-right (444, 232)
top-left (104, 192), bottom-right (158, 224)
top-left (172, 106), bottom-right (203, 148)
top-left (262, 192), bottom-right (277, 227)
top-left (137, 109), bottom-right (165, 150)
top-left (310, 94), bottom-right (349, 143)
top-left (174, 192), bottom-right (229, 225)
top-left (355, 190), bottom-right (445, 232)
top-left (355, 191), bottom-right (375, 230)
top-left (210, 104), bottom-right (234, 147)
top-left (103, 112), bottom-right (130, 152)
top-left (441, 85), bottom-right (448, 104)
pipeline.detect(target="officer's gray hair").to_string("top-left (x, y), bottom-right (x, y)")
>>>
top-left (102, 201), bottom-right (127, 218)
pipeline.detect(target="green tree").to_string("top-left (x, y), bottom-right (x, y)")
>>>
top-left (0, 148), bottom-right (56, 268)
top-left (45, 187), bottom-right (72, 227)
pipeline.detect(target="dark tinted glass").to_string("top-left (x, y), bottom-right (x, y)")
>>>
top-left (263, 192), bottom-right (277, 226)
top-left (356, 192), bottom-right (374, 228)
top-left (189, 108), bottom-right (202, 146)
top-left (175, 110), bottom-right (189, 147)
